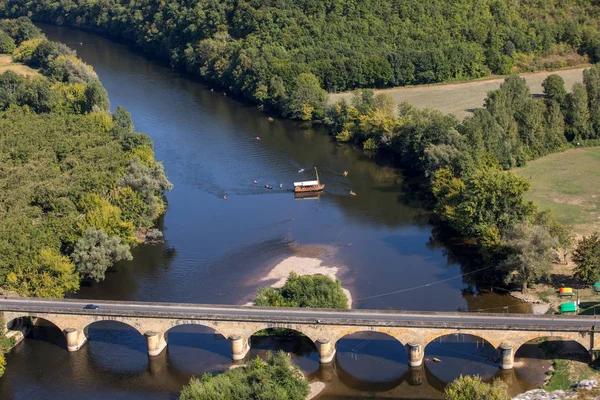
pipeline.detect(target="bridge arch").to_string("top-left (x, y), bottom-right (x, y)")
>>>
top-left (511, 332), bottom-right (591, 356)
top-left (424, 333), bottom-right (501, 382)
top-left (3, 311), bottom-right (72, 333)
top-left (82, 318), bottom-right (145, 338)
top-left (84, 320), bottom-right (146, 350)
top-left (250, 327), bottom-right (319, 358)
top-left (165, 320), bottom-right (228, 339)
top-left (422, 330), bottom-right (502, 350)
top-left (246, 324), bottom-right (323, 345)
top-left (4, 314), bottom-right (67, 349)
top-left (335, 330), bottom-right (408, 385)
top-left (327, 326), bottom-right (407, 347)
top-left (514, 335), bottom-right (592, 365)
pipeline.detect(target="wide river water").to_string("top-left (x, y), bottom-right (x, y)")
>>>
top-left (0, 25), bottom-right (557, 399)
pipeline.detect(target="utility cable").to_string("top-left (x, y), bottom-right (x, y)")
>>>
top-left (354, 265), bottom-right (496, 302)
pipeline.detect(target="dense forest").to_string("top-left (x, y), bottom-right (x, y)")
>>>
top-left (0, 17), bottom-right (172, 298)
top-left (2, 0), bottom-right (600, 118)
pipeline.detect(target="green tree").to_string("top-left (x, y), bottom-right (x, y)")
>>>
top-left (119, 158), bottom-right (173, 203)
top-left (179, 351), bottom-right (309, 400)
top-left (432, 165), bottom-right (535, 244)
top-left (285, 73), bottom-right (327, 120)
top-left (584, 64), bottom-right (600, 137)
top-left (112, 105), bottom-right (134, 133)
top-left (17, 76), bottom-right (55, 113)
top-left (46, 55), bottom-right (96, 84)
top-left (254, 272), bottom-right (348, 309)
top-left (445, 375), bottom-right (509, 400)
top-left (84, 80), bottom-right (109, 112)
top-left (499, 222), bottom-right (557, 291)
top-left (572, 233), bottom-right (600, 284)
top-left (0, 30), bottom-right (15, 54)
top-left (0, 352), bottom-right (5, 377)
top-left (566, 82), bottom-right (591, 141)
top-left (542, 74), bottom-right (567, 109)
top-left (544, 101), bottom-right (567, 150)
top-left (5, 248), bottom-right (80, 298)
top-left (0, 17), bottom-right (43, 44)
top-left (71, 227), bottom-right (132, 282)
top-left (533, 210), bottom-right (574, 263)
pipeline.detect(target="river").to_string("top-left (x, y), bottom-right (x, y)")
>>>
top-left (0, 24), bottom-right (555, 399)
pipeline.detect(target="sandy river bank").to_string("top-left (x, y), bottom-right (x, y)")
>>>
top-left (245, 245), bottom-right (352, 307)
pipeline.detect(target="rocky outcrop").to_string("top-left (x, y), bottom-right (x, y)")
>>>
top-left (572, 380), bottom-right (598, 391)
top-left (512, 380), bottom-right (598, 400)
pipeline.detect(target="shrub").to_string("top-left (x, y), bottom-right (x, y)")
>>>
top-left (445, 375), bottom-right (509, 400)
top-left (179, 352), bottom-right (309, 400)
top-left (254, 272), bottom-right (348, 309)
top-left (0, 30), bottom-right (15, 54)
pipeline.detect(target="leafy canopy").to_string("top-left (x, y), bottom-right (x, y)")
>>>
top-left (179, 351), bottom-right (309, 400)
top-left (572, 233), bottom-right (600, 284)
top-left (254, 272), bottom-right (348, 309)
top-left (445, 375), bottom-right (509, 400)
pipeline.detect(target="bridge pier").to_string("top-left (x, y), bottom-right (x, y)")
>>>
top-left (145, 331), bottom-right (167, 356)
top-left (316, 339), bottom-right (336, 364)
top-left (406, 343), bottom-right (424, 367)
top-left (64, 328), bottom-right (87, 352)
top-left (230, 335), bottom-right (250, 361)
top-left (499, 343), bottom-right (514, 370)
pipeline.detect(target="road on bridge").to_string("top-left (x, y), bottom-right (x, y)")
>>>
top-left (1, 297), bottom-right (599, 331)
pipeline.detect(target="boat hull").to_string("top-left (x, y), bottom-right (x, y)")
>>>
top-left (294, 184), bottom-right (325, 193)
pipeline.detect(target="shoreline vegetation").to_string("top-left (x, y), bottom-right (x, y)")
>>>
top-left (0, 17), bottom-right (172, 299)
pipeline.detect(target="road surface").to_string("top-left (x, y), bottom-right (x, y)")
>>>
top-left (0, 297), bottom-right (597, 331)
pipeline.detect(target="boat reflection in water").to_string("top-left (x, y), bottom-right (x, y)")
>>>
top-left (294, 192), bottom-right (322, 200)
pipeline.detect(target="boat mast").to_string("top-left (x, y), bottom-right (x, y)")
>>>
top-left (315, 167), bottom-right (320, 185)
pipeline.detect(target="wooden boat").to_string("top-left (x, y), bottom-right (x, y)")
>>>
top-left (294, 167), bottom-right (325, 193)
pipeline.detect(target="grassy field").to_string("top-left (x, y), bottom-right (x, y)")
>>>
top-left (330, 67), bottom-right (588, 119)
top-left (514, 147), bottom-right (600, 236)
top-left (0, 55), bottom-right (39, 76)
top-left (541, 339), bottom-right (600, 392)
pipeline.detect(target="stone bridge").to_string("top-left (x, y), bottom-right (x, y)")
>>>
top-left (2, 297), bottom-right (599, 370)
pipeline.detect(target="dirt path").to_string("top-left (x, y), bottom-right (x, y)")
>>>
top-left (0, 54), bottom-right (39, 76)
top-left (329, 67), bottom-right (589, 119)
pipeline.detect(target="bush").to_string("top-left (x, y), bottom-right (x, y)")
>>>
top-left (47, 55), bottom-right (97, 84)
top-left (0, 17), bottom-right (43, 45)
top-left (12, 37), bottom-right (43, 64)
top-left (254, 272), bottom-right (348, 309)
top-left (71, 227), bottom-right (132, 283)
top-left (179, 351), bottom-right (309, 400)
top-left (0, 30), bottom-right (15, 54)
top-left (572, 233), bottom-right (600, 284)
top-left (444, 375), bottom-right (509, 400)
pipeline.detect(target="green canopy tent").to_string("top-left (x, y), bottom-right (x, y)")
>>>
top-left (559, 302), bottom-right (577, 314)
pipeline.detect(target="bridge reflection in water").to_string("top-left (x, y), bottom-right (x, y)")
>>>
top-left (5, 320), bottom-right (589, 399)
